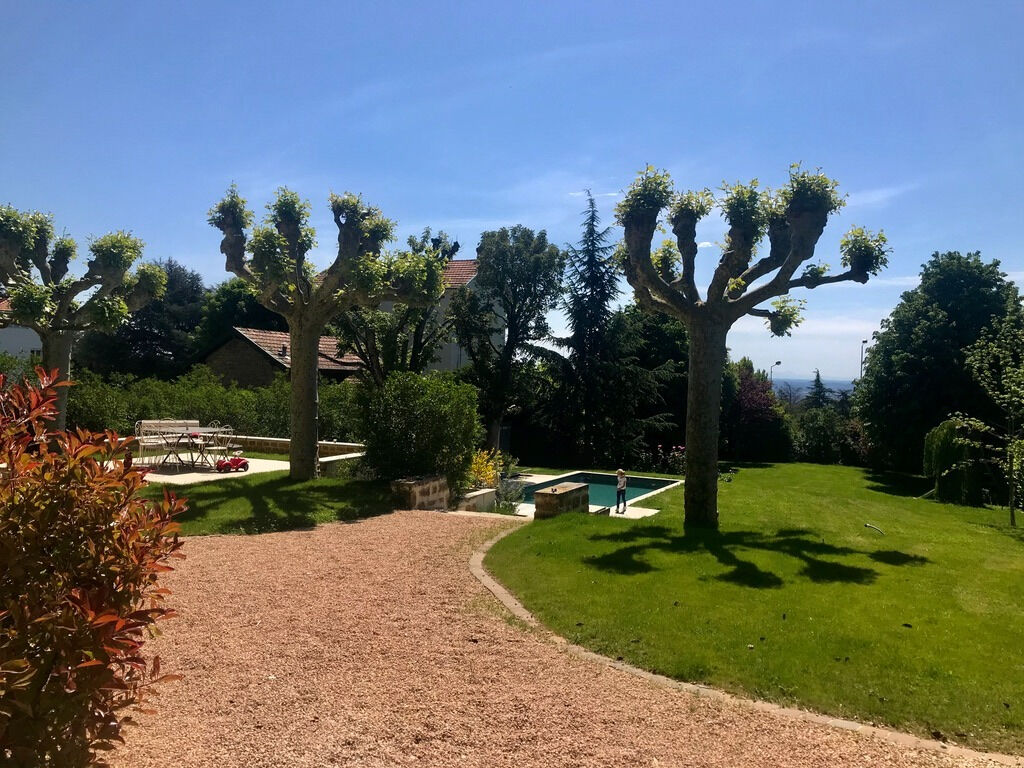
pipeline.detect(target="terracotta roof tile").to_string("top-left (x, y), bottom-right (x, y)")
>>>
top-left (443, 259), bottom-right (477, 287)
top-left (234, 327), bottom-right (361, 373)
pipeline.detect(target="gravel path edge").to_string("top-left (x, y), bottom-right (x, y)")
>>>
top-left (470, 522), bottom-right (1024, 767)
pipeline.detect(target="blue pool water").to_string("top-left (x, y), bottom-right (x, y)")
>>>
top-left (522, 472), bottom-right (676, 508)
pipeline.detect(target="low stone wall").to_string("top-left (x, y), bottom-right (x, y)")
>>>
top-left (320, 452), bottom-right (365, 477)
top-left (233, 434), bottom-right (364, 457)
top-left (456, 487), bottom-right (496, 513)
top-left (391, 475), bottom-right (449, 510)
top-left (533, 482), bottom-right (589, 519)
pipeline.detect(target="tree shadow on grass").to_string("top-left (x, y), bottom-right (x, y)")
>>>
top-left (584, 523), bottom-right (929, 588)
top-left (719, 461), bottom-right (778, 474)
top-left (862, 469), bottom-right (932, 499)
top-left (161, 472), bottom-right (394, 535)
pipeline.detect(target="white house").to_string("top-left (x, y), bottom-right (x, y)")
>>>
top-left (0, 298), bottom-right (42, 361)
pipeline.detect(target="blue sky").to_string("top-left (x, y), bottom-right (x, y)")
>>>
top-left (3, 1), bottom-right (1022, 379)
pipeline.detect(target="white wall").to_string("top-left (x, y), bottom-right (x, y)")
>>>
top-left (0, 325), bottom-right (41, 360)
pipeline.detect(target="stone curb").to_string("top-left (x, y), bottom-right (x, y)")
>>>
top-left (468, 523), bottom-right (1023, 767)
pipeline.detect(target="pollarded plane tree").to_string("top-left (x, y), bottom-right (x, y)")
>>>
top-left (0, 206), bottom-right (166, 430)
top-left (208, 186), bottom-right (444, 480)
top-left (616, 166), bottom-right (889, 529)
top-left (335, 228), bottom-right (460, 387)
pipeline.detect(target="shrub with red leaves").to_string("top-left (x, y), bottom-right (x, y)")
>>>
top-left (0, 369), bottom-right (185, 767)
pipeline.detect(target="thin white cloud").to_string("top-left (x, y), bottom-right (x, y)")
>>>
top-left (845, 183), bottom-right (918, 208)
top-left (568, 190), bottom-right (618, 198)
top-left (697, 241), bottom-right (715, 248)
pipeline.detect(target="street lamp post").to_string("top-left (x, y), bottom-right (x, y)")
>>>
top-left (860, 339), bottom-right (868, 378)
top-left (769, 360), bottom-right (781, 383)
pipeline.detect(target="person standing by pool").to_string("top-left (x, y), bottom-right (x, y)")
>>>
top-left (616, 468), bottom-right (627, 514)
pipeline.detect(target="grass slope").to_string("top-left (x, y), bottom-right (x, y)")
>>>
top-left (143, 470), bottom-right (392, 536)
top-left (486, 462), bottom-right (1024, 754)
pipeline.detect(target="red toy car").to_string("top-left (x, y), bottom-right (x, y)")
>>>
top-left (216, 455), bottom-right (249, 473)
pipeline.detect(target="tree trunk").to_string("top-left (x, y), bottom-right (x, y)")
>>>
top-left (40, 330), bottom-right (74, 432)
top-left (1009, 415), bottom-right (1017, 528)
top-left (486, 416), bottom-right (503, 451)
top-left (288, 321), bottom-right (320, 481)
top-left (683, 320), bottom-right (729, 530)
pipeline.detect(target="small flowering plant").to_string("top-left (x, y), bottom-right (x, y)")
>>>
top-left (636, 444), bottom-right (686, 475)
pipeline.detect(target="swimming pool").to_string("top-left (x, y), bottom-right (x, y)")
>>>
top-left (522, 472), bottom-right (677, 508)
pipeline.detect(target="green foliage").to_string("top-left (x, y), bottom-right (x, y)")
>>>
top-left (651, 239), bottom-right (680, 281)
top-left (327, 192), bottom-right (396, 252)
top-left (206, 183), bottom-right (254, 231)
top-left (0, 205), bottom-right (47, 253)
top-left (669, 188), bottom-right (715, 222)
top-left (965, 305), bottom-right (1024, 418)
top-left (854, 251), bottom-right (1020, 471)
top-left (614, 165), bottom-right (675, 224)
top-left (796, 407), bottom-right (845, 464)
top-left (494, 477), bottom-right (525, 515)
top-left (766, 296), bottom-right (805, 337)
top-left (248, 226), bottom-right (294, 282)
top-left (8, 282), bottom-right (54, 323)
top-left (840, 226), bottom-right (890, 278)
top-left (0, 371), bottom-right (184, 765)
top-left (923, 419), bottom-right (986, 505)
top-left (66, 366), bottom-right (360, 441)
top-left (84, 293), bottom-right (129, 331)
top-left (451, 225), bottom-right (564, 442)
top-left (131, 261), bottom-right (169, 297)
top-left (719, 179), bottom-right (768, 238)
top-left (88, 231), bottom-right (144, 274)
top-left (336, 229), bottom-right (457, 387)
top-left (720, 358), bottom-right (794, 461)
top-left (77, 259), bottom-right (205, 379)
top-left (0, 353), bottom-right (34, 385)
top-left (778, 164), bottom-right (845, 216)
top-left (802, 369), bottom-right (834, 410)
top-left (357, 371), bottom-right (482, 486)
top-left (193, 278), bottom-right (287, 356)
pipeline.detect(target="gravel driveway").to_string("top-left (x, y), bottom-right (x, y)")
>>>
top-left (112, 510), bottom-right (997, 767)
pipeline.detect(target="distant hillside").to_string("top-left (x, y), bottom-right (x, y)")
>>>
top-left (772, 377), bottom-right (854, 398)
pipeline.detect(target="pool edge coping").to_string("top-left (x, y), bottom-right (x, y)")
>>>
top-left (520, 470), bottom-right (683, 509)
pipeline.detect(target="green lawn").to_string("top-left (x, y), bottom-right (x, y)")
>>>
top-left (143, 469), bottom-right (393, 536)
top-left (486, 462), bottom-right (1024, 754)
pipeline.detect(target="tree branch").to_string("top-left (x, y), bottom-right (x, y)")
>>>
top-left (728, 209), bottom-right (829, 318)
top-left (669, 210), bottom-right (701, 303)
top-left (621, 214), bottom-right (693, 322)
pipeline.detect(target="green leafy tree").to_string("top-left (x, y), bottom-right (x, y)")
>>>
top-left (208, 186), bottom-right (443, 480)
top-left (450, 225), bottom-right (565, 448)
top-left (955, 305), bottom-right (1024, 525)
top-left (617, 165), bottom-right (889, 529)
top-left (193, 277), bottom-right (288, 356)
top-left (720, 358), bottom-right (794, 461)
top-left (0, 206), bottom-right (166, 429)
top-left (356, 371), bottom-right (483, 488)
top-left (854, 251), bottom-right (1019, 471)
top-left (335, 229), bottom-right (460, 386)
top-left (75, 258), bottom-right (206, 378)
top-left (801, 369), bottom-right (835, 410)
top-left (555, 193), bottom-right (669, 465)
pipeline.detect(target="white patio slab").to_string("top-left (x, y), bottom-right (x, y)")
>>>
top-left (511, 471), bottom-right (682, 521)
top-left (142, 457), bottom-right (290, 485)
top-left (512, 502), bottom-right (660, 520)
